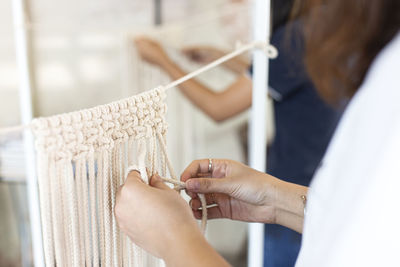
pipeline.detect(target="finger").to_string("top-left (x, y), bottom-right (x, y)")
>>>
top-left (185, 189), bottom-right (197, 199)
top-left (126, 170), bottom-right (144, 184)
top-left (190, 194), bottom-right (219, 210)
top-left (190, 198), bottom-right (212, 211)
top-left (193, 206), bottom-right (223, 220)
top-left (149, 174), bottom-right (170, 190)
top-left (190, 198), bottom-right (204, 210)
top-left (122, 172), bottom-right (149, 197)
top-left (186, 177), bottom-right (235, 195)
top-left (134, 37), bottom-right (146, 46)
top-left (180, 159), bottom-right (212, 182)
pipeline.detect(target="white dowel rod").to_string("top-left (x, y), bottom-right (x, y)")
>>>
top-left (248, 0), bottom-right (271, 266)
top-left (11, 0), bottom-right (45, 266)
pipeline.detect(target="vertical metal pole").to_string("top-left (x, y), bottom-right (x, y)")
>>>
top-left (154, 0), bottom-right (162, 25)
top-left (248, 0), bottom-right (271, 266)
top-left (11, 0), bottom-right (44, 266)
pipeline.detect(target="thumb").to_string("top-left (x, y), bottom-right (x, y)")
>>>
top-left (185, 178), bottom-right (235, 195)
top-left (149, 174), bottom-right (170, 190)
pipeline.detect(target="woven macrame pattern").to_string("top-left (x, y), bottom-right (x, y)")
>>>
top-left (32, 87), bottom-right (169, 267)
top-left (32, 87), bottom-right (168, 161)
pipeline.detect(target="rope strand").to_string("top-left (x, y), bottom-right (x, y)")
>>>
top-left (0, 41), bottom-right (277, 136)
top-left (156, 131), bottom-right (208, 234)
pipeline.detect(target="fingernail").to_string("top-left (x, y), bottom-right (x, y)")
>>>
top-left (186, 179), bottom-right (199, 191)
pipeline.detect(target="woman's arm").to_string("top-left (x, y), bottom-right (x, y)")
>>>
top-left (181, 159), bottom-right (308, 233)
top-left (272, 179), bottom-right (308, 233)
top-left (135, 38), bottom-right (252, 122)
top-left (164, 232), bottom-right (230, 267)
top-left (115, 161), bottom-right (307, 267)
top-left (159, 59), bottom-right (252, 122)
top-left (182, 46), bottom-right (251, 74)
top-left (115, 172), bottom-right (230, 267)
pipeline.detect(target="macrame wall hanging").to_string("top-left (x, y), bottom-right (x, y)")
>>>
top-left (31, 87), bottom-right (188, 267)
top-left (0, 39), bottom-right (277, 267)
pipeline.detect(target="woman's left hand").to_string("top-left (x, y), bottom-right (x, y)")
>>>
top-left (115, 171), bottom-right (201, 259)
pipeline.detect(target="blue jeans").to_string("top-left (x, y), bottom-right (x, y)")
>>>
top-left (264, 224), bottom-right (302, 267)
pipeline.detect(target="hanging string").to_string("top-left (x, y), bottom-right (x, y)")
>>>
top-left (155, 131), bottom-right (208, 234)
top-left (0, 40), bottom-right (277, 136)
top-left (164, 41), bottom-right (276, 90)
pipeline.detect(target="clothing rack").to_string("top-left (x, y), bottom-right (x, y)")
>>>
top-left (8, 0), bottom-right (273, 266)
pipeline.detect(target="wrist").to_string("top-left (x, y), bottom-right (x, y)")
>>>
top-left (159, 57), bottom-right (174, 69)
top-left (161, 224), bottom-right (202, 263)
top-left (163, 226), bottom-right (228, 267)
top-left (262, 176), bottom-right (306, 233)
top-left (269, 178), bottom-right (308, 221)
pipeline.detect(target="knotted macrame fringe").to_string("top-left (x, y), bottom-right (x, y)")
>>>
top-left (155, 131), bottom-right (207, 234)
top-left (32, 87), bottom-right (170, 266)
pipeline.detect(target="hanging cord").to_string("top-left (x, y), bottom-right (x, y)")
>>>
top-left (158, 177), bottom-right (208, 235)
top-left (164, 41), bottom-right (277, 90)
top-left (124, 168), bottom-right (207, 234)
top-left (0, 40), bottom-right (277, 137)
top-left (123, 131), bottom-right (208, 234)
top-left (155, 131), bottom-right (207, 234)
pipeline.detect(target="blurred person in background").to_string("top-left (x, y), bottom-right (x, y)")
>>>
top-left (135, 0), bottom-right (341, 266)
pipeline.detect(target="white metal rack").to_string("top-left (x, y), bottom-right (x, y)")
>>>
top-left (10, 0), bottom-right (272, 265)
top-left (12, 0), bottom-right (44, 266)
top-left (248, 0), bottom-right (271, 266)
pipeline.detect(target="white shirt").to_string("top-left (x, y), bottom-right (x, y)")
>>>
top-left (296, 32), bottom-right (400, 267)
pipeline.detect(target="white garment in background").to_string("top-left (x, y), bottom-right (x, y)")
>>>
top-left (296, 32), bottom-right (400, 267)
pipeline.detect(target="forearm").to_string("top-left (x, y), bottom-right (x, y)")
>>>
top-left (221, 56), bottom-right (251, 74)
top-left (257, 174), bottom-right (308, 233)
top-left (159, 59), bottom-right (251, 122)
top-left (273, 179), bottom-right (308, 233)
top-left (190, 47), bottom-right (250, 74)
top-left (275, 209), bottom-right (304, 233)
top-left (163, 229), bottom-right (230, 267)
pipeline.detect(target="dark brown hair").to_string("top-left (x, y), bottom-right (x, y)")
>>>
top-left (299, 0), bottom-right (400, 104)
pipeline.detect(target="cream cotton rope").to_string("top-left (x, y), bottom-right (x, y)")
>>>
top-left (0, 40), bottom-right (277, 137)
top-left (33, 87), bottom-right (169, 266)
top-left (124, 128), bottom-right (208, 235)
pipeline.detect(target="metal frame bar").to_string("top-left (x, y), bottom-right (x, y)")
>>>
top-left (11, 0), bottom-right (44, 266)
top-left (154, 0), bottom-right (162, 25)
top-left (248, 0), bottom-right (271, 266)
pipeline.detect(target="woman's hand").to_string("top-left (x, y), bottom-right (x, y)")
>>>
top-left (115, 171), bottom-right (230, 266)
top-left (182, 159), bottom-right (308, 233)
top-left (135, 38), bottom-right (171, 67)
top-left (181, 159), bottom-right (280, 224)
top-left (182, 46), bottom-right (225, 64)
top-left (115, 171), bottom-right (200, 258)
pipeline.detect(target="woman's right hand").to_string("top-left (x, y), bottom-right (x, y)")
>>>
top-left (181, 159), bottom-right (280, 224)
top-left (135, 37), bottom-right (171, 67)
